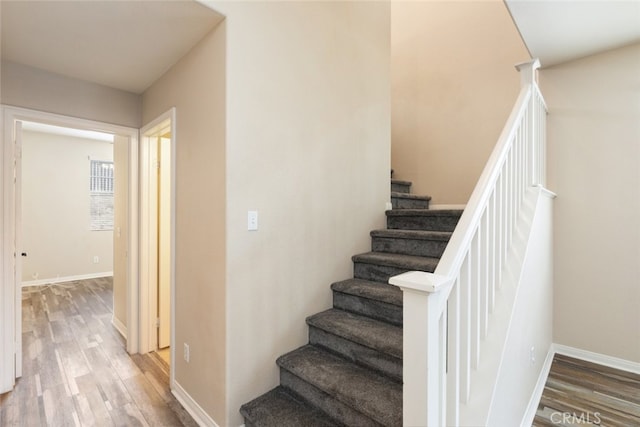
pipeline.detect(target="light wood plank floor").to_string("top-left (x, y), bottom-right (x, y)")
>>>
top-left (0, 277), bottom-right (197, 426)
top-left (533, 353), bottom-right (640, 426)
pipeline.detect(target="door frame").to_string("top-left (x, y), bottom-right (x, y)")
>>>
top-left (139, 108), bottom-right (176, 381)
top-left (0, 106), bottom-right (140, 392)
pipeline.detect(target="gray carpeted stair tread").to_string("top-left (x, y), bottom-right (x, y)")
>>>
top-left (390, 179), bottom-right (412, 194)
top-left (386, 208), bottom-right (463, 231)
top-left (390, 191), bottom-right (431, 201)
top-left (370, 229), bottom-right (452, 258)
top-left (352, 251), bottom-right (439, 273)
top-left (390, 179), bottom-right (411, 187)
top-left (307, 309), bottom-right (402, 359)
top-left (331, 279), bottom-right (402, 307)
top-left (240, 386), bottom-right (339, 427)
top-left (277, 345), bottom-right (402, 426)
top-left (371, 229), bottom-right (452, 241)
top-left (331, 279), bottom-right (403, 326)
top-left (386, 208), bottom-right (463, 217)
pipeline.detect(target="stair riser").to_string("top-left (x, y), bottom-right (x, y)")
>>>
top-left (387, 215), bottom-right (459, 232)
top-left (371, 236), bottom-right (447, 258)
top-left (353, 262), bottom-right (419, 283)
top-left (332, 292), bottom-right (402, 326)
top-left (391, 197), bottom-right (430, 209)
top-left (280, 370), bottom-right (384, 427)
top-left (308, 327), bottom-right (402, 382)
top-left (390, 183), bottom-right (411, 193)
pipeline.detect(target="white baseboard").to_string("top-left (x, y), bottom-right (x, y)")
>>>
top-left (520, 345), bottom-right (555, 427)
top-left (172, 380), bottom-right (219, 427)
top-left (552, 343), bottom-right (640, 375)
top-left (112, 316), bottom-right (127, 339)
top-left (429, 204), bottom-right (466, 210)
top-left (21, 272), bottom-right (113, 287)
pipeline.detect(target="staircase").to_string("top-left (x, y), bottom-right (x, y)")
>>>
top-left (240, 172), bottom-right (463, 427)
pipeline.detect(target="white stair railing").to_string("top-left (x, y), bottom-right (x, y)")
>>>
top-left (390, 59), bottom-right (547, 426)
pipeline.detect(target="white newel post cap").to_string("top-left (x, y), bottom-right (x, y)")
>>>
top-left (515, 58), bottom-right (541, 87)
top-left (389, 271), bottom-right (453, 294)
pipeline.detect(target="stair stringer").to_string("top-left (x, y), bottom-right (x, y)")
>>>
top-left (459, 186), bottom-right (555, 427)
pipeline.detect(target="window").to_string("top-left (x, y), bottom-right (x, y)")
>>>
top-left (89, 160), bottom-right (114, 231)
top-left (90, 160), bottom-right (114, 193)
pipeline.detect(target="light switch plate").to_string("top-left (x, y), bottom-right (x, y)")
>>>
top-left (248, 211), bottom-right (258, 231)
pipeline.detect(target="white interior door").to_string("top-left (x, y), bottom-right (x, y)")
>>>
top-left (139, 109), bottom-right (174, 357)
top-left (158, 136), bottom-right (171, 349)
top-left (140, 132), bottom-right (159, 352)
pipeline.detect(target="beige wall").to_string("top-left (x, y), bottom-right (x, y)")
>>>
top-left (542, 43), bottom-right (640, 363)
top-left (391, 0), bottom-right (530, 204)
top-left (21, 130), bottom-right (114, 282)
top-left (1, 61), bottom-right (141, 128)
top-left (141, 20), bottom-right (227, 423)
top-left (206, 2), bottom-right (391, 425)
top-left (112, 135), bottom-right (129, 331)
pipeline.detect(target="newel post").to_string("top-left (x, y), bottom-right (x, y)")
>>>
top-left (516, 58), bottom-right (542, 186)
top-left (389, 271), bottom-right (454, 426)
top-left (515, 58), bottom-right (540, 87)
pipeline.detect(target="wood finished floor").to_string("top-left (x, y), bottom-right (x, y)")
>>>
top-left (533, 353), bottom-right (640, 426)
top-left (0, 277), bottom-right (197, 427)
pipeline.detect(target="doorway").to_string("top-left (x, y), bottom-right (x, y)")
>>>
top-left (19, 121), bottom-right (118, 290)
top-left (0, 106), bottom-right (140, 393)
top-left (139, 109), bottom-right (175, 372)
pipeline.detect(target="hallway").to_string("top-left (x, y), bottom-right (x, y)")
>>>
top-left (0, 277), bottom-right (196, 426)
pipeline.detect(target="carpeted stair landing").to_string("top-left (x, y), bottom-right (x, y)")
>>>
top-left (240, 173), bottom-right (463, 427)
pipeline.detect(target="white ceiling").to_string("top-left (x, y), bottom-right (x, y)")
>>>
top-left (2, 0), bottom-right (639, 94)
top-left (1, 0), bottom-right (224, 94)
top-left (506, 0), bottom-right (640, 68)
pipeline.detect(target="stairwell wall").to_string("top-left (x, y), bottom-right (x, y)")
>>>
top-left (541, 43), bottom-right (640, 363)
top-left (203, 2), bottom-right (391, 425)
top-left (142, 20), bottom-right (227, 423)
top-left (390, 0), bottom-right (529, 205)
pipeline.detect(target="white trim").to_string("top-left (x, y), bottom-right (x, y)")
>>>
top-left (127, 125), bottom-right (140, 355)
top-left (21, 272), bottom-right (114, 287)
top-left (172, 380), bottom-right (220, 427)
top-left (520, 344), bottom-right (555, 427)
top-left (1, 106), bottom-right (15, 392)
top-left (429, 204), bottom-right (466, 210)
top-left (552, 343), bottom-right (640, 375)
top-left (139, 108), bottom-right (176, 389)
top-left (536, 185), bottom-right (557, 199)
top-left (112, 315), bottom-right (127, 339)
top-left (14, 121), bottom-right (23, 378)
